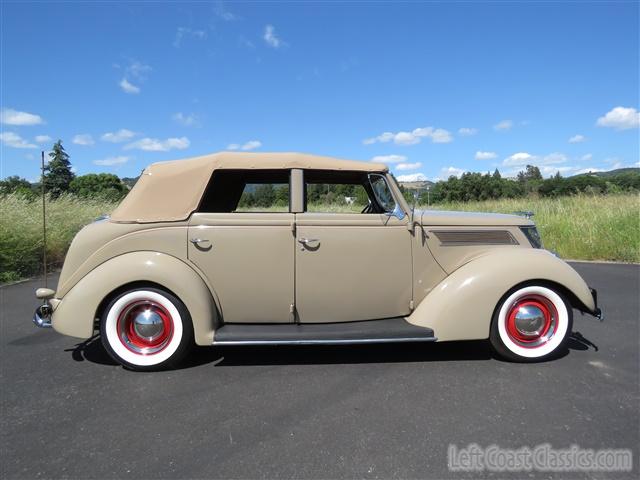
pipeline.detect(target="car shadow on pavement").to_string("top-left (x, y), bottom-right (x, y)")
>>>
top-left (67, 331), bottom-right (598, 369)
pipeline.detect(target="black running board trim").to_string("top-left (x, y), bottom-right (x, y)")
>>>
top-left (212, 318), bottom-right (436, 346)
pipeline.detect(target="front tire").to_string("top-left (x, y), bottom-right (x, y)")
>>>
top-left (100, 287), bottom-right (193, 371)
top-left (490, 285), bottom-right (573, 362)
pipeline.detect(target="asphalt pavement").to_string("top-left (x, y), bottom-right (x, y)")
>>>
top-left (1, 262), bottom-right (638, 479)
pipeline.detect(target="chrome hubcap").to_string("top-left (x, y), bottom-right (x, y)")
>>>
top-left (513, 305), bottom-right (545, 337)
top-left (132, 309), bottom-right (165, 340)
top-left (117, 300), bottom-right (173, 355)
top-left (505, 295), bottom-right (558, 348)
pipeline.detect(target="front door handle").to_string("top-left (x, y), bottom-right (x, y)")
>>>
top-left (297, 237), bottom-right (320, 249)
top-left (190, 238), bottom-right (212, 250)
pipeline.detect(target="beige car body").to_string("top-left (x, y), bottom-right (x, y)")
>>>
top-left (39, 152), bottom-right (599, 346)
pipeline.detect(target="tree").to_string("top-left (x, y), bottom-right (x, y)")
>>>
top-left (0, 176), bottom-right (36, 197)
top-left (44, 140), bottom-right (75, 198)
top-left (69, 173), bottom-right (127, 201)
top-left (517, 165), bottom-right (543, 183)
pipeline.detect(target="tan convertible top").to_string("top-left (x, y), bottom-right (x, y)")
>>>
top-left (110, 151), bottom-right (388, 223)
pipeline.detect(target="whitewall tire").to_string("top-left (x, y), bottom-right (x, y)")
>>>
top-left (100, 287), bottom-right (193, 371)
top-left (490, 285), bottom-right (573, 362)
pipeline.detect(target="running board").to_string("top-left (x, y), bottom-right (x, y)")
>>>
top-left (213, 318), bottom-right (436, 346)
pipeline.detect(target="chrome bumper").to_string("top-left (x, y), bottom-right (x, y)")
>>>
top-left (33, 304), bottom-right (52, 328)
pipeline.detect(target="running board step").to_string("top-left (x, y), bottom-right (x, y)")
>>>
top-left (213, 318), bottom-right (436, 345)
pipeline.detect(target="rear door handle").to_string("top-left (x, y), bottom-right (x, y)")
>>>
top-left (297, 238), bottom-right (320, 249)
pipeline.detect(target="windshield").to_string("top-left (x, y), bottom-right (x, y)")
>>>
top-left (369, 174), bottom-right (396, 213)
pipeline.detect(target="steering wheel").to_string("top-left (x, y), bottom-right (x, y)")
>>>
top-left (361, 202), bottom-right (373, 214)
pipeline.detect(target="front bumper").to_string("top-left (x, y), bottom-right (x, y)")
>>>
top-left (589, 287), bottom-right (604, 321)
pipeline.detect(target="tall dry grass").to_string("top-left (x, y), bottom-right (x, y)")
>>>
top-left (0, 194), bottom-right (116, 283)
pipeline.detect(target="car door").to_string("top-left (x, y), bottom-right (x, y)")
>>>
top-left (294, 171), bottom-right (413, 323)
top-left (188, 169), bottom-right (295, 323)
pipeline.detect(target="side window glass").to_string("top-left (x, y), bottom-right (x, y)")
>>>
top-left (198, 170), bottom-right (290, 213)
top-left (303, 170), bottom-right (385, 214)
top-left (236, 183), bottom-right (290, 212)
top-left (306, 183), bottom-right (370, 213)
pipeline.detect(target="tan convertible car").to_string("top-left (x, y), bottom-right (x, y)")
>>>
top-left (33, 152), bottom-right (602, 370)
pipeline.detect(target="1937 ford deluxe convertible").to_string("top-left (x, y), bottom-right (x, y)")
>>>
top-left (33, 152), bottom-right (602, 370)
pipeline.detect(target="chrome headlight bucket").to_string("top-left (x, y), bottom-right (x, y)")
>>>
top-left (520, 226), bottom-right (543, 249)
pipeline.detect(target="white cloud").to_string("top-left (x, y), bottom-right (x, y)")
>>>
top-left (371, 154), bottom-right (408, 163)
top-left (119, 78), bottom-right (140, 94)
top-left (125, 137), bottom-right (190, 152)
top-left (101, 129), bottom-right (137, 143)
top-left (363, 126), bottom-right (453, 146)
top-left (1, 108), bottom-right (44, 126)
top-left (126, 60), bottom-right (152, 80)
top-left (264, 24), bottom-right (285, 48)
top-left (35, 135), bottom-right (52, 143)
top-left (397, 173), bottom-right (427, 182)
top-left (475, 151), bottom-right (497, 160)
top-left (441, 166), bottom-right (467, 178)
top-left (458, 127), bottom-right (478, 136)
top-left (173, 27), bottom-right (207, 48)
top-left (0, 131), bottom-right (36, 148)
top-left (241, 140), bottom-right (261, 150)
top-left (493, 120), bottom-right (513, 131)
top-left (227, 140), bottom-right (262, 151)
top-left (72, 134), bottom-right (95, 146)
top-left (568, 134), bottom-right (586, 143)
top-left (116, 60), bottom-right (151, 94)
top-left (396, 162), bottom-right (422, 171)
top-left (93, 156), bottom-right (130, 166)
top-left (596, 106), bottom-right (640, 130)
top-left (214, 1), bottom-right (237, 21)
top-left (502, 152), bottom-right (567, 167)
top-left (581, 153), bottom-right (593, 161)
top-left (172, 112), bottom-right (199, 127)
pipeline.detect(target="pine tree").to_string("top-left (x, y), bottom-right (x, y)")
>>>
top-left (44, 140), bottom-right (75, 198)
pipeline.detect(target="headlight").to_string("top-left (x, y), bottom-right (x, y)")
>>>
top-left (520, 226), bottom-right (543, 248)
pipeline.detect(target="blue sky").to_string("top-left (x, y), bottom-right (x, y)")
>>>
top-left (1, 1), bottom-right (638, 182)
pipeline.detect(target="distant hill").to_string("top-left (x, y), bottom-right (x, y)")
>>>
top-left (121, 177), bottom-right (139, 189)
top-left (399, 180), bottom-right (435, 190)
top-left (577, 167), bottom-right (639, 178)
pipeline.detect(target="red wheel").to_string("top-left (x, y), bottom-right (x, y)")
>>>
top-left (101, 287), bottom-right (193, 371)
top-left (490, 285), bottom-right (572, 362)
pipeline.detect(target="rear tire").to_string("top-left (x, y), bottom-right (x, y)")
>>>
top-left (490, 285), bottom-right (573, 362)
top-left (100, 287), bottom-right (193, 371)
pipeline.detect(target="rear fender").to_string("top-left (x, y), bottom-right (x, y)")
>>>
top-left (407, 249), bottom-right (595, 341)
top-left (51, 251), bottom-right (219, 345)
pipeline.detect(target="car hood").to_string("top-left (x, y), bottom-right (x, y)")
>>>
top-left (418, 209), bottom-right (534, 226)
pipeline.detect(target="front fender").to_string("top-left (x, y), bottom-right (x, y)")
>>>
top-left (51, 251), bottom-right (218, 345)
top-left (407, 249), bottom-right (595, 341)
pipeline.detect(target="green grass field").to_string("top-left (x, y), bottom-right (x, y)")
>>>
top-left (1, 193), bottom-right (638, 283)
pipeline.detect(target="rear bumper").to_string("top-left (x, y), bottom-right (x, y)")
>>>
top-left (589, 287), bottom-right (604, 321)
top-left (33, 304), bottom-right (53, 328)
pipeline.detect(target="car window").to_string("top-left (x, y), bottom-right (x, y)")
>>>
top-left (236, 183), bottom-right (289, 212)
top-left (304, 170), bottom-right (383, 214)
top-left (198, 170), bottom-right (290, 213)
top-left (369, 174), bottom-right (396, 213)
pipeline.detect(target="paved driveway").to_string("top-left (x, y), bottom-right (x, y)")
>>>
top-left (1, 262), bottom-right (638, 479)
